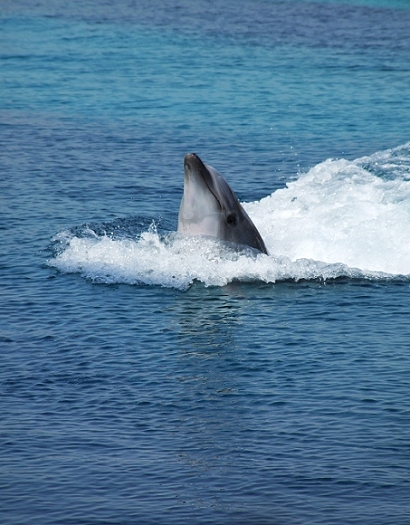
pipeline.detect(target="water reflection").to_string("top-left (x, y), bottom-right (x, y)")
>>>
top-left (175, 285), bottom-right (245, 354)
top-left (164, 284), bottom-right (269, 511)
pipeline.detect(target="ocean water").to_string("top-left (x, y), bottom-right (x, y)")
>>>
top-left (1, 1), bottom-right (410, 524)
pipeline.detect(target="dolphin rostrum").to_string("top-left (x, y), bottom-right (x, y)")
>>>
top-left (178, 153), bottom-right (268, 254)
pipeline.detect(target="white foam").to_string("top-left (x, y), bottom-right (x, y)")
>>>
top-left (49, 143), bottom-right (410, 289)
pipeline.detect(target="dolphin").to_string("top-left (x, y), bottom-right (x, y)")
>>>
top-left (178, 153), bottom-right (268, 254)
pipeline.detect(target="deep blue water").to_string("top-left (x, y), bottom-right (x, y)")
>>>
top-left (1, 1), bottom-right (410, 523)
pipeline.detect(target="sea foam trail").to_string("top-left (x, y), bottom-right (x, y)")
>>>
top-left (49, 143), bottom-right (410, 290)
top-left (247, 142), bottom-right (410, 276)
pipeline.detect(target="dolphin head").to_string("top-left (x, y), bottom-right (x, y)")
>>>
top-left (178, 153), bottom-right (268, 254)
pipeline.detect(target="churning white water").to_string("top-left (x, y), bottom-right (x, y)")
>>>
top-left (50, 143), bottom-right (410, 290)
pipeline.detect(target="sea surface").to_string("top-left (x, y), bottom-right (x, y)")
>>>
top-left (1, 1), bottom-right (410, 524)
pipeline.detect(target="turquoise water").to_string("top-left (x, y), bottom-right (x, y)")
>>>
top-left (1, 1), bottom-right (410, 523)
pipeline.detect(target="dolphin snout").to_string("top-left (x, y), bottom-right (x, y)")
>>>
top-left (184, 153), bottom-right (202, 171)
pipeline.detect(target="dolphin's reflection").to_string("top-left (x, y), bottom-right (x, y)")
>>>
top-left (166, 285), bottom-right (257, 481)
top-left (175, 288), bottom-right (240, 355)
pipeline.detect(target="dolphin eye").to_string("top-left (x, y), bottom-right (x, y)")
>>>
top-left (226, 214), bottom-right (237, 226)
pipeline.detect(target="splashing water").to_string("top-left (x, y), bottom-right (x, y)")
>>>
top-left (49, 143), bottom-right (410, 290)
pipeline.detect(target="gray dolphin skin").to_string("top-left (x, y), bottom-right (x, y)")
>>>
top-left (178, 153), bottom-right (268, 254)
